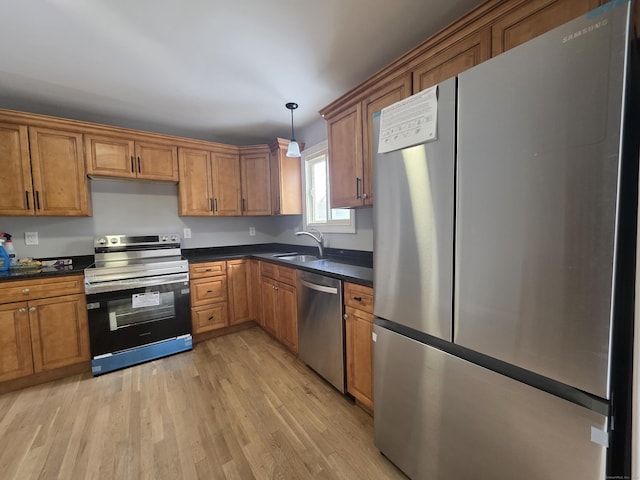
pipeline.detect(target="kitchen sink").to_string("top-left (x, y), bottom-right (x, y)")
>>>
top-left (272, 254), bottom-right (319, 263)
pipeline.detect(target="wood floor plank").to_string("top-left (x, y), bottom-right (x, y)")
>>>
top-left (0, 327), bottom-right (405, 479)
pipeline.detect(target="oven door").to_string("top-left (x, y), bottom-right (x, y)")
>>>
top-left (86, 279), bottom-right (191, 357)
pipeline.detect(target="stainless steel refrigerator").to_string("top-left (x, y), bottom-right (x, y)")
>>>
top-left (373, 2), bottom-right (639, 479)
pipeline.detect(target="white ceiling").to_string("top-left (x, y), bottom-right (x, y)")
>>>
top-left (0, 0), bottom-right (485, 145)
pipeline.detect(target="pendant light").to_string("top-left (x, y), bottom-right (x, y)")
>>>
top-left (285, 102), bottom-right (301, 157)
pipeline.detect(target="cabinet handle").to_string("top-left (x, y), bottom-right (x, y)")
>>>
top-left (137, 156), bottom-right (141, 173)
top-left (214, 198), bottom-right (218, 212)
top-left (206, 290), bottom-right (213, 294)
top-left (130, 156), bottom-right (135, 173)
top-left (29, 306), bottom-right (36, 312)
top-left (355, 177), bottom-right (361, 199)
top-left (343, 313), bottom-right (348, 320)
top-left (35, 191), bottom-right (41, 210)
top-left (242, 198), bottom-right (246, 211)
top-left (205, 268), bottom-right (212, 272)
top-left (22, 288), bottom-right (30, 294)
top-left (19, 308), bottom-right (26, 313)
top-left (209, 198), bottom-right (214, 212)
top-left (276, 195), bottom-right (280, 213)
top-left (353, 296), bottom-right (362, 302)
top-left (363, 192), bottom-right (368, 200)
top-left (25, 191), bottom-right (30, 210)
top-left (208, 316), bottom-right (214, 322)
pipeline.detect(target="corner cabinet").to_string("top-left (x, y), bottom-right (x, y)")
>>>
top-left (85, 134), bottom-right (178, 182)
top-left (0, 275), bottom-right (90, 383)
top-left (325, 73), bottom-right (412, 208)
top-left (0, 123), bottom-right (91, 216)
top-left (178, 147), bottom-right (241, 216)
top-left (240, 147), bottom-right (271, 215)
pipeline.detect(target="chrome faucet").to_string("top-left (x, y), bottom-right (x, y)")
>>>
top-left (295, 229), bottom-right (324, 258)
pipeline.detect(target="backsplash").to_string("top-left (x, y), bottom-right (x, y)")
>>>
top-left (1, 178), bottom-right (373, 258)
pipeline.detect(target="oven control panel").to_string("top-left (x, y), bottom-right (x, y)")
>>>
top-left (95, 234), bottom-right (181, 248)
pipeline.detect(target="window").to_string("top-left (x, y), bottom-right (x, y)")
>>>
top-left (301, 141), bottom-right (355, 233)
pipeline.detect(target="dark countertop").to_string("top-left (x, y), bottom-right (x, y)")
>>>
top-left (0, 255), bottom-right (94, 282)
top-left (0, 244), bottom-right (374, 287)
top-left (183, 243), bottom-right (373, 287)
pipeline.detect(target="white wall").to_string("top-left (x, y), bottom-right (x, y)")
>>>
top-left (1, 179), bottom-right (277, 257)
top-left (1, 177), bottom-right (374, 258)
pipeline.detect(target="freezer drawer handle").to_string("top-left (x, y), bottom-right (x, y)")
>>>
top-left (300, 279), bottom-right (338, 295)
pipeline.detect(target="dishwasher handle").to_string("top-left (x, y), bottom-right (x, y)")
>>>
top-left (300, 279), bottom-right (339, 295)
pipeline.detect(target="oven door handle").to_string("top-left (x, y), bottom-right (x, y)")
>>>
top-left (85, 273), bottom-right (189, 295)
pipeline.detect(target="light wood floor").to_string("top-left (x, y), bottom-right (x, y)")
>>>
top-left (0, 327), bottom-right (406, 479)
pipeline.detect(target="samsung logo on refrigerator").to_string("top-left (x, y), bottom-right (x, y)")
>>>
top-left (562, 19), bottom-right (608, 43)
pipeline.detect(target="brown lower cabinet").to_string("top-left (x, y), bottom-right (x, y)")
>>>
top-left (189, 261), bottom-right (229, 334)
top-left (344, 282), bottom-right (374, 412)
top-left (227, 259), bottom-right (251, 325)
top-left (0, 275), bottom-right (89, 383)
top-left (260, 263), bottom-right (298, 354)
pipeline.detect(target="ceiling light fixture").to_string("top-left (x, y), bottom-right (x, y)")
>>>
top-left (285, 102), bottom-right (301, 157)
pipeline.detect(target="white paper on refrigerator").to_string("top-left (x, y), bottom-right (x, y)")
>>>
top-left (378, 86), bottom-right (438, 153)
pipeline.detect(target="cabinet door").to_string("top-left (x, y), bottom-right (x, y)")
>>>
top-left (412, 28), bottom-right (491, 93)
top-left (276, 282), bottom-right (298, 354)
top-left (327, 103), bottom-right (363, 208)
top-left (29, 294), bottom-right (89, 373)
top-left (28, 126), bottom-right (91, 216)
top-left (345, 305), bottom-right (374, 411)
top-left (261, 278), bottom-right (277, 336)
top-left (192, 303), bottom-right (229, 334)
top-left (362, 74), bottom-right (412, 206)
top-left (240, 152), bottom-right (271, 215)
top-left (227, 260), bottom-right (251, 325)
top-left (0, 123), bottom-right (33, 215)
top-left (178, 148), bottom-right (214, 216)
top-left (270, 141), bottom-right (302, 215)
top-left (135, 141), bottom-right (179, 181)
top-left (212, 152), bottom-right (242, 216)
top-left (491, 0), bottom-right (600, 56)
top-left (191, 277), bottom-right (228, 307)
top-left (0, 302), bottom-right (34, 382)
top-left (84, 134), bottom-right (136, 179)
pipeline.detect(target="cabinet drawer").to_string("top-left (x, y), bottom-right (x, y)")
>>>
top-left (260, 261), bottom-right (278, 279)
top-left (344, 282), bottom-right (374, 313)
top-left (277, 266), bottom-right (296, 286)
top-left (191, 277), bottom-right (228, 306)
top-left (192, 303), bottom-right (229, 333)
top-left (0, 275), bottom-right (84, 304)
top-left (190, 261), bottom-right (227, 279)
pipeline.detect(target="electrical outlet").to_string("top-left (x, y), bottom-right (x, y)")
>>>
top-left (249, 227), bottom-right (256, 237)
top-left (183, 228), bottom-right (192, 239)
top-left (25, 232), bottom-right (39, 245)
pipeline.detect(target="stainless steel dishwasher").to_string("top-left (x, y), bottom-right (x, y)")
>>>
top-left (297, 270), bottom-right (345, 393)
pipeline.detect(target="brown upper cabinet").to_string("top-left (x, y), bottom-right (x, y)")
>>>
top-left (321, 0), bottom-right (607, 209)
top-left (0, 122), bottom-right (90, 216)
top-left (269, 138), bottom-right (304, 215)
top-left (324, 73), bottom-right (412, 208)
top-left (490, 0), bottom-right (601, 56)
top-left (85, 134), bottom-right (178, 181)
top-left (410, 29), bottom-right (491, 93)
top-left (178, 147), bottom-right (242, 216)
top-left (240, 147), bottom-right (271, 216)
